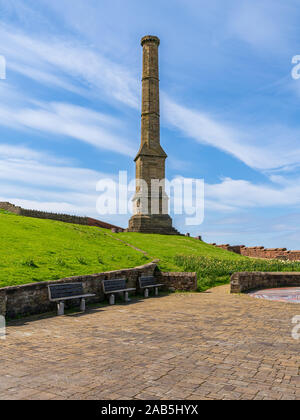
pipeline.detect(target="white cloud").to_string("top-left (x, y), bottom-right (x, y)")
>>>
top-left (0, 24), bottom-right (139, 108)
top-left (0, 198), bottom-right (95, 216)
top-left (0, 143), bottom-right (70, 165)
top-left (0, 144), bottom-right (116, 217)
top-left (228, 1), bottom-right (292, 51)
top-left (0, 102), bottom-right (135, 156)
top-left (0, 153), bottom-right (111, 193)
top-left (206, 176), bottom-right (300, 209)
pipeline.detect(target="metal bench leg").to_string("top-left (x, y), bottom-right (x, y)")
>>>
top-left (124, 291), bottom-right (130, 303)
top-left (155, 287), bottom-right (159, 296)
top-left (57, 302), bottom-right (65, 316)
top-left (144, 288), bottom-right (149, 298)
top-left (109, 294), bottom-right (115, 305)
top-left (80, 298), bottom-right (86, 312)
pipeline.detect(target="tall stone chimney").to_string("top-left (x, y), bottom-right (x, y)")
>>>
top-left (128, 35), bottom-right (178, 234)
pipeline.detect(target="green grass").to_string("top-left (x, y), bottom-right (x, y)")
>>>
top-left (0, 211), bottom-right (149, 287)
top-left (174, 255), bottom-right (300, 291)
top-left (1, 211), bottom-right (299, 291)
top-left (112, 232), bottom-right (300, 291)
top-left (112, 231), bottom-right (244, 272)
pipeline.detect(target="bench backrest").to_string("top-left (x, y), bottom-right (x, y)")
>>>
top-left (48, 283), bottom-right (84, 300)
top-left (139, 276), bottom-right (156, 288)
top-left (103, 278), bottom-right (127, 293)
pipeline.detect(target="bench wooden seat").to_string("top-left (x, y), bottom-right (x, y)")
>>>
top-left (48, 283), bottom-right (95, 316)
top-left (103, 279), bottom-right (136, 305)
top-left (139, 276), bottom-right (164, 298)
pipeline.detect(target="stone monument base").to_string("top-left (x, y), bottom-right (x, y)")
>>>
top-left (128, 214), bottom-right (180, 235)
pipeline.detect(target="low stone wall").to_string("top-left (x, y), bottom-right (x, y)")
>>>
top-left (0, 263), bottom-right (197, 319)
top-left (231, 272), bottom-right (300, 293)
top-left (0, 202), bottom-right (124, 231)
top-left (156, 272), bottom-right (197, 292)
top-left (21, 208), bottom-right (88, 225)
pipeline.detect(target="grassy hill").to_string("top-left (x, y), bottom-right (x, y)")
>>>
top-left (1, 210), bottom-right (300, 290)
top-left (112, 231), bottom-right (244, 271)
top-left (111, 231), bottom-right (300, 290)
top-left (0, 211), bottom-right (149, 287)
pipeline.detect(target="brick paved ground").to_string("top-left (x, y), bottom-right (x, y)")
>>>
top-left (1, 285), bottom-right (300, 400)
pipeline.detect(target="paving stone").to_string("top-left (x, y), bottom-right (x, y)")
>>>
top-left (1, 285), bottom-right (300, 400)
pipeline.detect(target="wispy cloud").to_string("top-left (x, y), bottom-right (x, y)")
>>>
top-left (206, 176), bottom-right (300, 209)
top-left (228, 0), bottom-right (295, 52)
top-left (163, 95), bottom-right (300, 172)
top-left (0, 144), bottom-right (112, 216)
top-left (0, 101), bottom-right (135, 156)
top-left (0, 24), bottom-right (139, 108)
top-left (0, 143), bottom-right (69, 165)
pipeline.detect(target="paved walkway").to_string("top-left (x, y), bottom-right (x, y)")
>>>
top-left (1, 286), bottom-right (300, 400)
top-left (249, 287), bottom-right (300, 303)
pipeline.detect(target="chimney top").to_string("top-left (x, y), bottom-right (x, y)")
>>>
top-left (141, 35), bottom-right (160, 47)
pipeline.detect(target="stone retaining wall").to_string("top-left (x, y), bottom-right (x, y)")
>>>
top-left (0, 263), bottom-right (197, 319)
top-left (156, 272), bottom-right (197, 292)
top-left (230, 272), bottom-right (300, 293)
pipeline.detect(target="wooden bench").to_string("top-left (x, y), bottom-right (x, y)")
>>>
top-left (102, 279), bottom-right (136, 305)
top-left (48, 283), bottom-right (96, 316)
top-left (139, 276), bottom-right (164, 298)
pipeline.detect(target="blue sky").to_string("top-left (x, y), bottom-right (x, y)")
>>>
top-left (1, 0), bottom-right (300, 248)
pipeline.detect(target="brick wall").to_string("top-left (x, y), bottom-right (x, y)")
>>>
top-left (212, 243), bottom-right (300, 261)
top-left (231, 272), bottom-right (300, 293)
top-left (0, 263), bottom-right (197, 319)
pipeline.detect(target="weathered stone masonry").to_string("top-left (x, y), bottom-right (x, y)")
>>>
top-left (0, 262), bottom-right (197, 318)
top-left (231, 272), bottom-right (300, 293)
top-left (128, 36), bottom-right (179, 235)
top-left (211, 243), bottom-right (300, 261)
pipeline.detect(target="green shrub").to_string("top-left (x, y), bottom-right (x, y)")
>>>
top-left (174, 255), bottom-right (300, 292)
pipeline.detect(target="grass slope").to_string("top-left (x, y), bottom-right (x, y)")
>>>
top-left (0, 211), bottom-right (149, 287)
top-left (1, 211), bottom-right (300, 290)
top-left (114, 231), bottom-right (244, 271)
top-left (112, 232), bottom-right (300, 291)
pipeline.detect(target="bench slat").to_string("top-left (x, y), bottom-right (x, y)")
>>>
top-left (103, 279), bottom-right (129, 293)
top-left (50, 293), bottom-right (95, 302)
top-left (49, 283), bottom-right (86, 300)
top-left (104, 288), bottom-right (136, 294)
top-left (139, 276), bottom-right (162, 288)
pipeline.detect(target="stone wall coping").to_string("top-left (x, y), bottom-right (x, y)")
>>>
top-left (158, 272), bottom-right (196, 277)
top-left (232, 271), bottom-right (300, 276)
top-left (231, 271), bottom-right (300, 294)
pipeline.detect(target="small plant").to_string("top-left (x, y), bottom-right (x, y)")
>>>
top-left (56, 258), bottom-right (67, 267)
top-left (21, 258), bottom-right (38, 268)
top-left (76, 256), bottom-right (87, 265)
